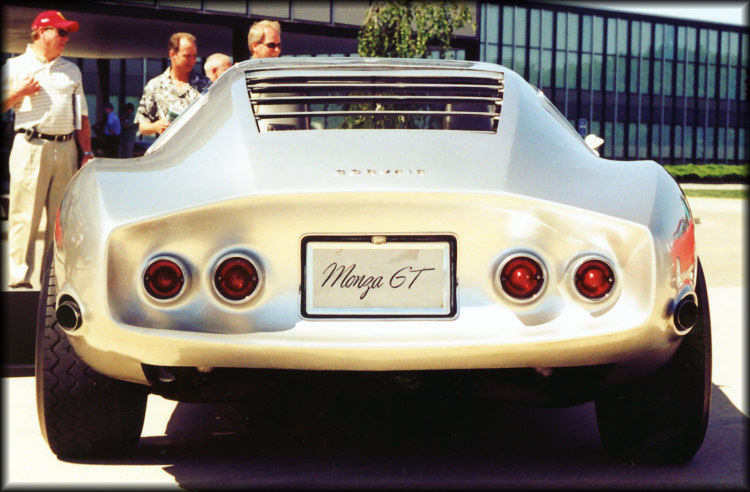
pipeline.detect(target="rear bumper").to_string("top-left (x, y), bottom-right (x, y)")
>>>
top-left (63, 302), bottom-right (681, 388)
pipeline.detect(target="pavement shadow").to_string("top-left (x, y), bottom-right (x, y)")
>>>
top-left (117, 383), bottom-right (747, 489)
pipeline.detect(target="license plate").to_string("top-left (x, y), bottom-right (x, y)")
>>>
top-left (301, 235), bottom-right (456, 318)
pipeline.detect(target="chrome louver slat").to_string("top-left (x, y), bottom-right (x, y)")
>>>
top-left (249, 82), bottom-right (502, 91)
top-left (251, 95), bottom-right (501, 104)
top-left (251, 110), bottom-right (499, 118)
top-left (246, 72), bottom-right (504, 132)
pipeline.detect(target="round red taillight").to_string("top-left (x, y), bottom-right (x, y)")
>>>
top-left (500, 255), bottom-right (545, 300)
top-left (214, 256), bottom-right (259, 301)
top-left (144, 259), bottom-right (185, 300)
top-left (575, 259), bottom-right (615, 300)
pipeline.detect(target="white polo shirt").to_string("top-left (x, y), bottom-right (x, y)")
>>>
top-left (1, 45), bottom-right (88, 135)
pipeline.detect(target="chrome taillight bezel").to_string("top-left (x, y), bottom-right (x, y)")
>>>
top-left (571, 255), bottom-right (617, 302)
top-left (143, 256), bottom-right (187, 302)
top-left (212, 253), bottom-right (261, 303)
top-left (495, 252), bottom-right (548, 304)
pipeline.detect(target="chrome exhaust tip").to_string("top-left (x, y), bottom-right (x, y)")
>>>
top-left (674, 296), bottom-right (699, 333)
top-left (56, 300), bottom-right (82, 331)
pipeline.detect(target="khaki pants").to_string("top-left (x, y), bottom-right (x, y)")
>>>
top-left (8, 134), bottom-right (77, 285)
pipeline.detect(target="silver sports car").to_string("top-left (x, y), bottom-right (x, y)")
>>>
top-left (37, 57), bottom-right (710, 464)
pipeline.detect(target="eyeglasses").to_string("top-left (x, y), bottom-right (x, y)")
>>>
top-left (262, 42), bottom-right (281, 50)
top-left (46, 28), bottom-right (69, 37)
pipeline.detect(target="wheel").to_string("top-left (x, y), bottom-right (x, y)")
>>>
top-left (35, 247), bottom-right (149, 459)
top-left (595, 259), bottom-right (711, 465)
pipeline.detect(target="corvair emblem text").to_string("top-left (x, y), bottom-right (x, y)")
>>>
top-left (321, 262), bottom-right (435, 300)
top-left (335, 169), bottom-right (426, 176)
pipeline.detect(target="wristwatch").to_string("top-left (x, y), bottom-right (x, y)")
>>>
top-left (83, 151), bottom-right (95, 158)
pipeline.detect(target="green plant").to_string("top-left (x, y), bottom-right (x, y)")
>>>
top-left (357, 0), bottom-right (475, 59)
top-left (664, 164), bottom-right (748, 181)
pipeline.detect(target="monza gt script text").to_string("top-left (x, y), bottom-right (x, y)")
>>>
top-left (320, 263), bottom-right (436, 300)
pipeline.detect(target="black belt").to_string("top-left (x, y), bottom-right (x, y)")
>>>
top-left (17, 128), bottom-right (75, 142)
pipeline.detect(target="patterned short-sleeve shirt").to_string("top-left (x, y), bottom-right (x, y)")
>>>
top-left (1, 45), bottom-right (88, 134)
top-left (137, 68), bottom-right (210, 125)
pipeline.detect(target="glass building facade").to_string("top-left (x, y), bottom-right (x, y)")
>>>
top-left (480, 1), bottom-right (749, 165)
top-left (2, 0), bottom-right (748, 165)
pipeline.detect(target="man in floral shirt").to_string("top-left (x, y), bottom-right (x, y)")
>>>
top-left (137, 32), bottom-right (210, 136)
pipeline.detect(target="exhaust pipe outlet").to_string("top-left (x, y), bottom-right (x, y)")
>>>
top-left (56, 300), bottom-right (82, 331)
top-left (674, 296), bottom-right (699, 333)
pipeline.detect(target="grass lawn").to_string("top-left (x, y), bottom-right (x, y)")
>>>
top-left (663, 164), bottom-right (747, 199)
top-left (682, 188), bottom-right (747, 199)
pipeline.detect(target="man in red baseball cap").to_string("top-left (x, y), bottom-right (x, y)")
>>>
top-left (1, 10), bottom-right (93, 289)
top-left (31, 10), bottom-right (80, 34)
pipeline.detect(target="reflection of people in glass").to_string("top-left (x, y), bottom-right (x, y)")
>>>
top-left (204, 53), bottom-right (232, 82)
top-left (137, 32), bottom-right (210, 136)
top-left (248, 20), bottom-right (282, 59)
top-left (1, 10), bottom-right (94, 289)
top-left (118, 103), bottom-right (137, 158)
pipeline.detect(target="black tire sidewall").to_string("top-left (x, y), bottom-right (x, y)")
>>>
top-left (34, 247), bottom-right (149, 459)
top-left (595, 260), bottom-right (712, 464)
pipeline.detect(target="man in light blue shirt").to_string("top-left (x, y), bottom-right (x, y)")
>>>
top-left (103, 101), bottom-right (120, 157)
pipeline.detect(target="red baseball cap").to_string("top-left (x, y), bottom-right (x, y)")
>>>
top-left (31, 11), bottom-right (79, 34)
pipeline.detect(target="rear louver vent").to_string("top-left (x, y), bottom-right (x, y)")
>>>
top-left (246, 73), bottom-right (503, 132)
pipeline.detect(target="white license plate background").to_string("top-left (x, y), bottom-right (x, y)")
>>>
top-left (303, 239), bottom-right (454, 317)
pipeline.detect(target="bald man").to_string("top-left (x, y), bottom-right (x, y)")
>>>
top-left (204, 53), bottom-right (232, 82)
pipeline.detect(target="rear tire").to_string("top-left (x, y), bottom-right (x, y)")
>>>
top-left (35, 248), bottom-right (148, 459)
top-left (595, 260), bottom-right (711, 464)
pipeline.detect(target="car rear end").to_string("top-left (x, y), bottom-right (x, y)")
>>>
top-left (54, 59), bottom-right (683, 395)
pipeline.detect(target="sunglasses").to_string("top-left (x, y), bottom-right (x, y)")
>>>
top-left (46, 27), bottom-right (69, 37)
top-left (262, 42), bottom-right (281, 50)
